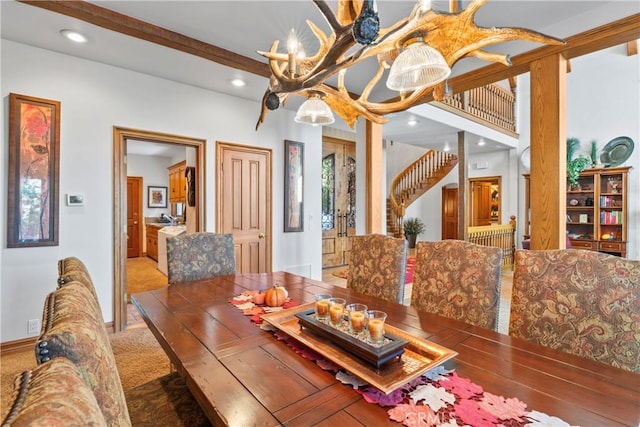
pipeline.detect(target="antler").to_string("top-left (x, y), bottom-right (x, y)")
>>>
top-left (255, 0), bottom-right (564, 129)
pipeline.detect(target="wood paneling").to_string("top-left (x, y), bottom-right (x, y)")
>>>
top-left (365, 121), bottom-right (383, 234)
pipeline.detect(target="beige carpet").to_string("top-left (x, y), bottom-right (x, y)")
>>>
top-left (1, 325), bottom-right (170, 419)
top-left (127, 256), bottom-right (168, 302)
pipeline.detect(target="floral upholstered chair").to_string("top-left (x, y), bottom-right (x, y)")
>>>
top-left (411, 240), bottom-right (503, 331)
top-left (37, 281), bottom-right (210, 426)
top-left (510, 249), bottom-right (640, 373)
top-left (167, 232), bottom-right (236, 285)
top-left (347, 234), bottom-right (408, 304)
top-left (57, 256), bottom-right (102, 320)
top-left (2, 358), bottom-right (107, 426)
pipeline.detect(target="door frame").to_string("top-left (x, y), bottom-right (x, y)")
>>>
top-left (216, 141), bottom-right (272, 273)
top-left (113, 127), bottom-right (206, 332)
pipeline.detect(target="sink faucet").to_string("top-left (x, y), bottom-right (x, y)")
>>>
top-left (161, 213), bottom-right (177, 225)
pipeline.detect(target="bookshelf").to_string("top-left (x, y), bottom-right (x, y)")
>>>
top-left (566, 166), bottom-right (629, 257)
top-left (523, 166), bottom-right (630, 257)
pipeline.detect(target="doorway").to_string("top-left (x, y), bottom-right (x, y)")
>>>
top-left (216, 141), bottom-right (272, 273)
top-left (322, 137), bottom-right (356, 268)
top-left (469, 176), bottom-right (502, 226)
top-left (113, 127), bottom-right (206, 332)
top-left (441, 186), bottom-right (458, 239)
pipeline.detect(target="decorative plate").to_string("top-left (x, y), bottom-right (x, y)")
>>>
top-left (600, 136), bottom-right (634, 167)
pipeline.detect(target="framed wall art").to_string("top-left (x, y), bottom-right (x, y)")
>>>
top-left (284, 140), bottom-right (304, 232)
top-left (148, 186), bottom-right (168, 208)
top-left (7, 93), bottom-right (61, 247)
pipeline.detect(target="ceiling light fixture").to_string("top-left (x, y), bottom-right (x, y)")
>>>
top-left (60, 29), bottom-right (87, 43)
top-left (478, 140), bottom-right (486, 146)
top-left (255, 0), bottom-right (563, 129)
top-left (294, 93), bottom-right (335, 126)
top-left (230, 78), bottom-right (246, 87)
top-left (443, 143), bottom-right (450, 152)
top-left (407, 118), bottom-right (419, 127)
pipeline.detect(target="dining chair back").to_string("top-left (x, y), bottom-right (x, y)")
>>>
top-left (347, 234), bottom-right (408, 304)
top-left (167, 232), bottom-right (236, 284)
top-left (411, 240), bottom-right (503, 330)
top-left (510, 249), bottom-right (640, 372)
top-left (57, 256), bottom-right (102, 320)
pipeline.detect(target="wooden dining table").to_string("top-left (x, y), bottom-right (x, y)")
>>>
top-left (131, 272), bottom-right (640, 426)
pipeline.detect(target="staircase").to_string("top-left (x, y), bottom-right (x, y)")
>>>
top-left (387, 150), bottom-right (458, 237)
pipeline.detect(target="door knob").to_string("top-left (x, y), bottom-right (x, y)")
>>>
top-left (134, 221), bottom-right (138, 224)
top-left (258, 233), bottom-right (265, 239)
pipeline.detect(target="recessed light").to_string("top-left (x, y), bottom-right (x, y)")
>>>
top-left (230, 78), bottom-right (246, 87)
top-left (60, 29), bottom-right (87, 43)
top-left (443, 143), bottom-right (450, 152)
top-left (477, 140), bottom-right (486, 146)
top-left (407, 118), bottom-right (418, 126)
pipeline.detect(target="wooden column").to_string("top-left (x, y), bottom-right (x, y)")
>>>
top-left (457, 131), bottom-right (468, 241)
top-left (529, 53), bottom-right (567, 250)
top-left (365, 120), bottom-right (383, 234)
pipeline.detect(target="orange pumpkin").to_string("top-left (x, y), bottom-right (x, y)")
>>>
top-left (265, 286), bottom-right (287, 307)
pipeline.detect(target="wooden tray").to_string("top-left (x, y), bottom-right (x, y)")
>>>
top-left (261, 303), bottom-right (458, 394)
top-left (295, 308), bottom-right (407, 367)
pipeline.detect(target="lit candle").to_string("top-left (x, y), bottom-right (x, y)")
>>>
top-left (368, 319), bottom-right (385, 342)
top-left (350, 311), bottom-right (365, 332)
top-left (316, 299), bottom-right (329, 317)
top-left (330, 304), bottom-right (344, 324)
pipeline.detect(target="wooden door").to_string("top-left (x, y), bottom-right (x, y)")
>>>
top-left (126, 176), bottom-right (143, 258)
top-left (322, 138), bottom-right (356, 268)
top-left (217, 143), bottom-right (271, 273)
top-left (471, 181), bottom-right (493, 226)
top-left (442, 187), bottom-right (458, 239)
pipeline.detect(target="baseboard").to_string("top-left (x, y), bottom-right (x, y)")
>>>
top-left (0, 336), bottom-right (36, 354)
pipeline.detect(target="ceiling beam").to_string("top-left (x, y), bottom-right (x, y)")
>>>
top-left (18, 0), bottom-right (271, 78)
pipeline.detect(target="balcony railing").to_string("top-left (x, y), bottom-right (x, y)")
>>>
top-left (439, 83), bottom-right (516, 133)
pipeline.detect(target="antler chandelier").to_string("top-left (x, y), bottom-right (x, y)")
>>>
top-left (256, 0), bottom-right (564, 129)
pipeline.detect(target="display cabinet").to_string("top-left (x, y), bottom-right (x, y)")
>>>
top-left (524, 166), bottom-right (630, 257)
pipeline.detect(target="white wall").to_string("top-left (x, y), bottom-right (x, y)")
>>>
top-left (1, 40), bottom-right (323, 342)
top-left (517, 45), bottom-right (639, 259)
top-left (127, 154), bottom-right (172, 219)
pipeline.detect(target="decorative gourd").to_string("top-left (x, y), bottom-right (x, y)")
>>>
top-left (264, 286), bottom-right (287, 307)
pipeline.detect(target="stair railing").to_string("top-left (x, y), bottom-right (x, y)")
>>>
top-left (389, 150), bottom-right (458, 236)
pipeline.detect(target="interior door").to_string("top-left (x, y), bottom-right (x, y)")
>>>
top-left (322, 138), bottom-right (356, 268)
top-left (218, 143), bottom-right (271, 273)
top-left (126, 176), bottom-right (143, 258)
top-left (471, 181), bottom-right (493, 226)
top-left (442, 186), bottom-right (458, 239)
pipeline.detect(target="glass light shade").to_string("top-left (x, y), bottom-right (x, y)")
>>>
top-left (386, 42), bottom-right (451, 91)
top-left (294, 96), bottom-right (335, 125)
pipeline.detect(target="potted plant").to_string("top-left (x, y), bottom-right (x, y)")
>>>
top-left (403, 217), bottom-right (425, 249)
top-left (567, 156), bottom-right (591, 189)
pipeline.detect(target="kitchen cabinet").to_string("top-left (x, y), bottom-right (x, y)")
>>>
top-left (146, 224), bottom-right (160, 261)
top-left (168, 160), bottom-right (186, 203)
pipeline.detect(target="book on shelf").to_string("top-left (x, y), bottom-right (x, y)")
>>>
top-left (600, 210), bottom-right (622, 225)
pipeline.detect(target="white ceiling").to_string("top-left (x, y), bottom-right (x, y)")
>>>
top-left (2, 0), bottom-right (638, 156)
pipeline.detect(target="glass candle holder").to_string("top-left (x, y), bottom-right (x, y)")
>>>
top-left (346, 303), bottom-right (368, 333)
top-left (314, 294), bottom-right (332, 320)
top-left (366, 310), bottom-right (387, 344)
top-left (328, 298), bottom-right (346, 327)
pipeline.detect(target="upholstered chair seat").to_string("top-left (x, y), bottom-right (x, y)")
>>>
top-left (347, 234), bottom-right (408, 304)
top-left (2, 358), bottom-right (107, 426)
top-left (411, 240), bottom-right (503, 331)
top-left (510, 249), bottom-right (640, 372)
top-left (167, 232), bottom-right (236, 285)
